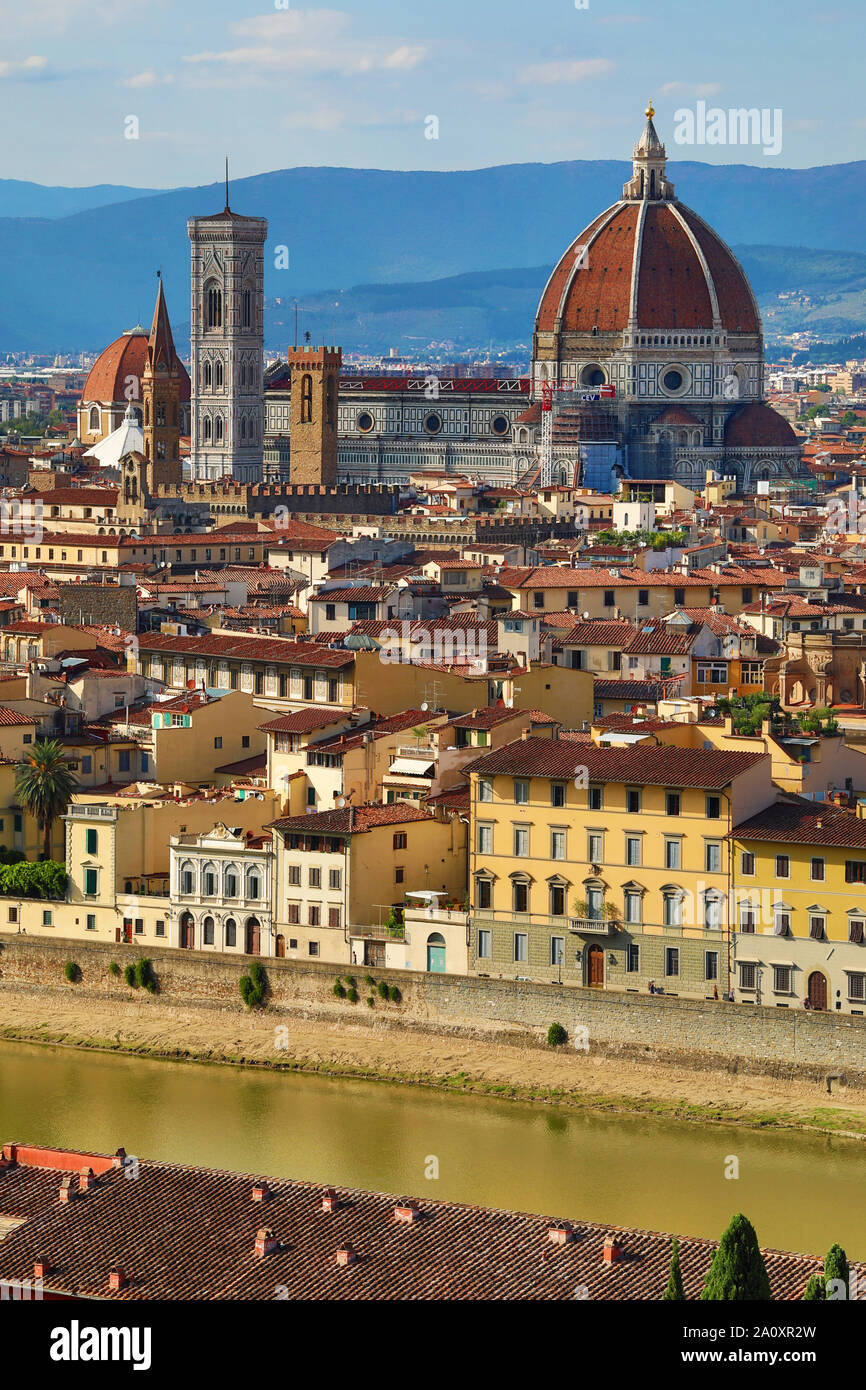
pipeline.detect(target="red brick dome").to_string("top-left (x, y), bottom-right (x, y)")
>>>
top-left (82, 328), bottom-right (190, 405)
top-left (535, 200), bottom-right (759, 337)
top-left (724, 402), bottom-right (797, 448)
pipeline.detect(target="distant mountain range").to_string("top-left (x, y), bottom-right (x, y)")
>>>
top-left (262, 248), bottom-right (866, 357)
top-left (0, 159), bottom-right (864, 352)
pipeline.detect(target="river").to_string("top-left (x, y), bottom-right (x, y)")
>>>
top-left (1, 1040), bottom-right (863, 1257)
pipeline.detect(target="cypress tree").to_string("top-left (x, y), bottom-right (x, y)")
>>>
top-left (700, 1214), bottom-right (772, 1301)
top-left (802, 1275), bottom-right (825, 1301)
top-left (824, 1244), bottom-right (850, 1300)
top-left (663, 1237), bottom-right (686, 1300)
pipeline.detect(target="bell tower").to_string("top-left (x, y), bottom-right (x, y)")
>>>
top-left (188, 172), bottom-right (268, 483)
top-left (141, 274), bottom-right (183, 485)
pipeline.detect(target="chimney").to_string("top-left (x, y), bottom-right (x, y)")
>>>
top-left (394, 1198), bottom-right (420, 1225)
top-left (602, 1235), bottom-right (623, 1264)
top-left (547, 1220), bottom-right (574, 1246)
top-left (33, 1257), bottom-right (52, 1280)
top-left (58, 1175), bottom-right (75, 1205)
top-left (521, 727), bottom-right (530, 741)
top-left (336, 1243), bottom-right (357, 1266)
top-left (78, 1166), bottom-right (96, 1192)
top-left (255, 1228), bottom-right (279, 1257)
top-left (108, 1268), bottom-right (128, 1291)
top-left (321, 1187), bottom-right (340, 1213)
top-left (251, 1181), bottom-right (270, 1203)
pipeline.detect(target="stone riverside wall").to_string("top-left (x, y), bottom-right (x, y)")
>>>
top-left (2, 934), bottom-right (866, 1086)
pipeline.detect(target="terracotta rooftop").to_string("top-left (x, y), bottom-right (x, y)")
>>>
top-left (259, 709), bottom-right (354, 735)
top-left (0, 1142), bottom-right (838, 1301)
top-left (136, 633), bottom-right (355, 668)
top-left (594, 676), bottom-right (686, 700)
top-left (465, 736), bottom-right (766, 788)
top-left (268, 804), bottom-right (435, 836)
top-left (732, 796), bottom-right (866, 848)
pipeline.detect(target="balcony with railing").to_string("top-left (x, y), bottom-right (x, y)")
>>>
top-left (472, 909), bottom-right (616, 936)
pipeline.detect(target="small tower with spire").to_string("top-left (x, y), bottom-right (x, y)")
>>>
top-left (141, 273), bottom-right (182, 483)
top-left (623, 101), bottom-right (676, 202)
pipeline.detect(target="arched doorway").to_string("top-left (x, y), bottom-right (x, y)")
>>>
top-left (245, 917), bottom-right (261, 955)
top-left (180, 913), bottom-right (195, 950)
top-left (275, 934), bottom-right (286, 959)
top-left (587, 943), bottom-right (604, 988)
top-left (808, 971), bottom-right (827, 1011)
top-left (426, 932), bottom-right (446, 973)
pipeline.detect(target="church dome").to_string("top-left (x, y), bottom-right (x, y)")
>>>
top-left (534, 104), bottom-right (760, 340)
top-left (82, 326), bottom-right (191, 405)
top-left (724, 401), bottom-right (797, 448)
top-left (535, 200), bottom-right (759, 337)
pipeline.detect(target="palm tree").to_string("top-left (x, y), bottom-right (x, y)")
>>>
top-left (15, 738), bottom-right (79, 860)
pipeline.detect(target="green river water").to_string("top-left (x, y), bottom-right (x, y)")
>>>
top-left (0, 1040), bottom-right (862, 1257)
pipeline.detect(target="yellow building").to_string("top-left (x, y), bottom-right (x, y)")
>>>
top-left (105, 689), bottom-right (267, 787)
top-left (466, 735), bottom-right (774, 997)
top-left (352, 648), bottom-right (590, 727)
top-left (134, 633), bottom-right (357, 710)
top-left (267, 802), bottom-right (466, 965)
top-left (730, 797), bottom-right (866, 1014)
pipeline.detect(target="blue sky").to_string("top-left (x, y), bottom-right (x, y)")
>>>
top-left (2, 0), bottom-right (859, 187)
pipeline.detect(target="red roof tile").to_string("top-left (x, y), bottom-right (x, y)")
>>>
top-left (465, 737), bottom-right (766, 787)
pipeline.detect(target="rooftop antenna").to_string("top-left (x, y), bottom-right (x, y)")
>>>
top-left (224, 156), bottom-right (230, 213)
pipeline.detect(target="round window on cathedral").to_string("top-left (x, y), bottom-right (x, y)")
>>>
top-left (491, 414), bottom-right (509, 436)
top-left (581, 365), bottom-right (606, 388)
top-left (356, 411), bottom-right (375, 433)
top-left (424, 412), bottom-right (443, 435)
top-left (663, 369), bottom-right (684, 392)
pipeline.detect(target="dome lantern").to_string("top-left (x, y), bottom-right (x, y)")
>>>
top-left (623, 101), bottom-right (675, 202)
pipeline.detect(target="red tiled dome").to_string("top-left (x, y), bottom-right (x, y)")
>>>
top-left (724, 402), bottom-right (797, 448)
top-left (536, 201), bottom-right (759, 336)
top-left (82, 329), bottom-right (191, 405)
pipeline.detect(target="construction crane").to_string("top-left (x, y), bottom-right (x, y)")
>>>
top-left (539, 381), bottom-right (554, 488)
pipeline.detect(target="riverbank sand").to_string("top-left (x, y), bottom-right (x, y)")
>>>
top-left (3, 987), bottom-right (866, 1139)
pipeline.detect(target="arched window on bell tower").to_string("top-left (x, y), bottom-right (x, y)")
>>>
top-left (301, 374), bottom-right (313, 424)
top-left (203, 361), bottom-right (212, 389)
top-left (205, 281), bottom-right (222, 329)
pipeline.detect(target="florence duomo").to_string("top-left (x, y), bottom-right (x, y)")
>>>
top-left (3, 0), bottom-right (865, 1337)
top-left (78, 108), bottom-right (800, 498)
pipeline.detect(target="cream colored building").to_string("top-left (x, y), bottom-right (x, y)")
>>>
top-left (268, 802), bottom-right (467, 965)
top-left (170, 823), bottom-right (273, 956)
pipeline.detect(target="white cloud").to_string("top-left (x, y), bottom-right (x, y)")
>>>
top-left (0, 55), bottom-right (48, 79)
top-left (123, 70), bottom-right (174, 88)
top-left (659, 81), bottom-right (722, 98)
top-left (185, 8), bottom-right (427, 81)
top-left (282, 106), bottom-right (419, 133)
top-left (519, 58), bottom-right (614, 85)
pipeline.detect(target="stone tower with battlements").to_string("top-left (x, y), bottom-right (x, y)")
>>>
top-left (285, 344), bottom-right (341, 485)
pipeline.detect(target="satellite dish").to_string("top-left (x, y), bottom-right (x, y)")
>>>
top-left (420, 702), bottom-right (428, 711)
top-left (337, 797), bottom-right (346, 808)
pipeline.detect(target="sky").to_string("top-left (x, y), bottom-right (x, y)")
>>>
top-left (1, 0), bottom-right (860, 188)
